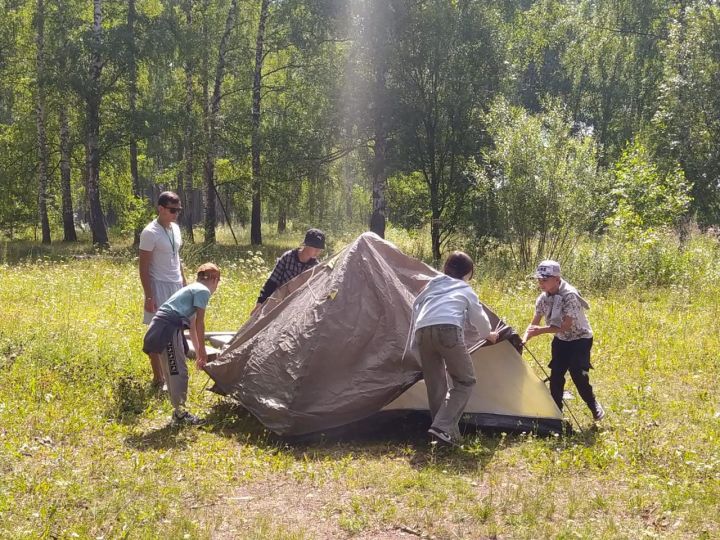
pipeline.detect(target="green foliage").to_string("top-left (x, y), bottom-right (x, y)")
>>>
top-left (482, 97), bottom-right (607, 271)
top-left (607, 139), bottom-right (691, 234)
top-left (649, 2), bottom-right (720, 225)
top-left (386, 171), bottom-right (429, 229)
top-left (0, 236), bottom-right (719, 538)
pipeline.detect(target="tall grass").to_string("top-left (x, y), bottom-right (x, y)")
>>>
top-left (0, 229), bottom-right (718, 539)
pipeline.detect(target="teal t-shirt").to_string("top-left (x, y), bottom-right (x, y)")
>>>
top-left (158, 282), bottom-right (211, 319)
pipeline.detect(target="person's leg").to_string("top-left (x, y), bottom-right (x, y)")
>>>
top-left (150, 355), bottom-right (164, 386)
top-left (161, 328), bottom-right (189, 414)
top-left (146, 280), bottom-right (183, 385)
top-left (419, 327), bottom-right (449, 423)
top-left (566, 338), bottom-right (600, 414)
top-left (549, 338), bottom-right (570, 410)
top-left (149, 353), bottom-right (164, 386)
top-left (429, 325), bottom-right (476, 440)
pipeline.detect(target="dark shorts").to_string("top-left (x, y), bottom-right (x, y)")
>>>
top-left (549, 337), bottom-right (593, 372)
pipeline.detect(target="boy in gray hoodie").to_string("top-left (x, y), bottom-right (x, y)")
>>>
top-left (411, 252), bottom-right (498, 446)
top-left (523, 260), bottom-right (605, 421)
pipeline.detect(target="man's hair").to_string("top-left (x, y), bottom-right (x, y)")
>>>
top-left (158, 191), bottom-right (180, 207)
top-left (443, 251), bottom-right (474, 280)
top-left (196, 262), bottom-right (220, 281)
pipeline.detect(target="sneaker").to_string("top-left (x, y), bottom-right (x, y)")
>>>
top-left (172, 410), bottom-right (203, 426)
top-left (428, 427), bottom-right (460, 447)
top-left (592, 402), bottom-right (606, 421)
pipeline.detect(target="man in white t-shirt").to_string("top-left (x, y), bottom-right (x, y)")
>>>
top-left (139, 191), bottom-right (187, 388)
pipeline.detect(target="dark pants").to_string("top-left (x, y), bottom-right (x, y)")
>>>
top-left (549, 337), bottom-right (597, 413)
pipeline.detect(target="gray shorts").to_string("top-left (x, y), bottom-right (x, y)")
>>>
top-left (143, 280), bottom-right (183, 324)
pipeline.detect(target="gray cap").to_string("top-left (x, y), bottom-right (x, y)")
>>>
top-left (533, 260), bottom-right (561, 278)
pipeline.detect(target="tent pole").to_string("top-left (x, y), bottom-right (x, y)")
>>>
top-left (522, 342), bottom-right (583, 434)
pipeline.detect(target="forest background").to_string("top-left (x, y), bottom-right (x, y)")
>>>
top-left (1, 0), bottom-right (718, 266)
top-left (2, 1), bottom-right (720, 538)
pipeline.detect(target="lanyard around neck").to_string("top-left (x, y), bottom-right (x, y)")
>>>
top-left (163, 225), bottom-right (176, 256)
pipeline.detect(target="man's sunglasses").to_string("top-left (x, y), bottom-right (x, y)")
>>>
top-left (162, 205), bottom-right (182, 214)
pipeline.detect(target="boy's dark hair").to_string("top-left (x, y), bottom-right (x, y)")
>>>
top-left (443, 251), bottom-right (474, 280)
top-left (158, 191), bottom-right (180, 207)
top-left (197, 263), bottom-right (220, 281)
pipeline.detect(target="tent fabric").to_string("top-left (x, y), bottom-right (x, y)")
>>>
top-left (382, 340), bottom-right (564, 434)
top-left (204, 232), bottom-right (563, 436)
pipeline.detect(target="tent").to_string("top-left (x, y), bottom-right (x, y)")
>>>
top-left (204, 232), bottom-right (564, 436)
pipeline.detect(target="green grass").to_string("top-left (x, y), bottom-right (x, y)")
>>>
top-left (0, 230), bottom-right (718, 539)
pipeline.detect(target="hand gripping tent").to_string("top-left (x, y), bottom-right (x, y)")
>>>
top-left (204, 233), bottom-right (564, 436)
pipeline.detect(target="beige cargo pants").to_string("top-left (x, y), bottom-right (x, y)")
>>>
top-left (417, 324), bottom-right (476, 440)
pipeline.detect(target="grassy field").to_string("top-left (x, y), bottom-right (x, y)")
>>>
top-left (0, 230), bottom-right (718, 539)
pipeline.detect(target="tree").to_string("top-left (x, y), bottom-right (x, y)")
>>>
top-left (250, 0), bottom-right (269, 246)
top-left (392, 0), bottom-right (504, 262)
top-left (34, 0), bottom-right (51, 244)
top-left (483, 99), bottom-right (605, 271)
top-left (198, 0), bottom-right (238, 244)
top-left (607, 138), bottom-right (690, 233)
top-left (85, 0), bottom-right (109, 247)
top-left (649, 2), bottom-right (720, 225)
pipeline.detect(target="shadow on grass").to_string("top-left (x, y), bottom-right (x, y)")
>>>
top-left (198, 400), bottom-right (533, 473)
top-left (124, 422), bottom-right (199, 451)
top-left (106, 375), bottom-right (164, 426)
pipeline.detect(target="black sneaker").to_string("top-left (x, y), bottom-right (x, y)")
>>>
top-left (428, 427), bottom-right (460, 447)
top-left (592, 402), bottom-right (606, 421)
top-left (172, 411), bottom-right (203, 426)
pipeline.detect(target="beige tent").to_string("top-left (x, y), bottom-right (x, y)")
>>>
top-left (204, 232), bottom-right (564, 436)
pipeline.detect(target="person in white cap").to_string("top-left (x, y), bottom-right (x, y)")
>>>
top-left (523, 260), bottom-right (605, 421)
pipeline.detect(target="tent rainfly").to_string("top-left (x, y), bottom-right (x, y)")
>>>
top-left (204, 232), bottom-right (564, 436)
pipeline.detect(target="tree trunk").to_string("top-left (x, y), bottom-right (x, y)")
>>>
top-left (203, 0), bottom-right (237, 245)
top-left (59, 108), bottom-right (76, 241)
top-left (128, 0), bottom-right (142, 246)
top-left (277, 206), bottom-right (286, 233)
top-left (35, 0), bottom-right (51, 244)
top-left (86, 0), bottom-right (109, 247)
top-left (181, 0), bottom-right (195, 242)
top-left (250, 0), bottom-right (270, 246)
top-left (369, 17), bottom-right (388, 239)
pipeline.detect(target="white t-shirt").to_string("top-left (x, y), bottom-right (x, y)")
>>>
top-left (139, 219), bottom-right (183, 283)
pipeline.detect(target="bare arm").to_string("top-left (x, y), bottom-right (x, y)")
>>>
top-left (191, 308), bottom-right (207, 369)
top-left (524, 314), bottom-right (572, 342)
top-left (139, 249), bottom-right (156, 313)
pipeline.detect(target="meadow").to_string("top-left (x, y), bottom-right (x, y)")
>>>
top-left (0, 228), bottom-right (718, 539)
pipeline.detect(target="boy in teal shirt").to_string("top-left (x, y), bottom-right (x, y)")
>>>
top-left (143, 263), bottom-right (221, 425)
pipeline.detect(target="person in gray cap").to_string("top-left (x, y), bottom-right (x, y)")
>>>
top-left (523, 260), bottom-right (605, 422)
top-left (251, 228), bottom-right (326, 315)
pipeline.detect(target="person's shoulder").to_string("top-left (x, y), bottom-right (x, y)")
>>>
top-left (140, 219), bottom-right (159, 234)
top-left (139, 219), bottom-right (159, 249)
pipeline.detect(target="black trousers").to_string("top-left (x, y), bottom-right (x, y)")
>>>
top-left (549, 337), bottom-right (597, 412)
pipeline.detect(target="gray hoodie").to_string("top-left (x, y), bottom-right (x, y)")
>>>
top-left (412, 275), bottom-right (492, 335)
